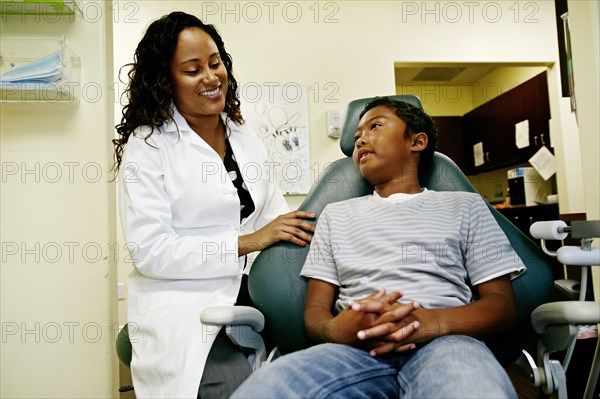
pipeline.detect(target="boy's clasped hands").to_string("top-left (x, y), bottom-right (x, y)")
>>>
top-left (337, 288), bottom-right (422, 356)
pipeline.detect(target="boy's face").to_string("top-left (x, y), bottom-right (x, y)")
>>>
top-left (353, 105), bottom-right (417, 186)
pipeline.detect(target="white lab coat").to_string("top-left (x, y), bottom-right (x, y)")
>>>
top-left (118, 107), bottom-right (288, 398)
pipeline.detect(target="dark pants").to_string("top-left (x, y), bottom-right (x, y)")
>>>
top-left (198, 328), bottom-right (253, 399)
top-left (199, 275), bottom-right (255, 398)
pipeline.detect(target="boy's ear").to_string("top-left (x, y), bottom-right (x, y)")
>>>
top-left (411, 132), bottom-right (428, 152)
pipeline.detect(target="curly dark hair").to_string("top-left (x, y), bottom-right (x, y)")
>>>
top-left (112, 11), bottom-right (243, 173)
top-left (359, 97), bottom-right (438, 173)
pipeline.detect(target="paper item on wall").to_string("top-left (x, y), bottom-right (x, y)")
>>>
top-left (239, 83), bottom-right (311, 194)
top-left (529, 146), bottom-right (556, 181)
top-left (473, 142), bottom-right (484, 167)
top-left (515, 119), bottom-right (530, 149)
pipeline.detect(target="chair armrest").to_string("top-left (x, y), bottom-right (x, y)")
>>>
top-left (200, 306), bottom-right (265, 332)
top-left (201, 306), bottom-right (267, 371)
top-left (532, 301), bottom-right (600, 334)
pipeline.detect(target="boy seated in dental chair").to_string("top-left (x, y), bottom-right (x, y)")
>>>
top-left (232, 97), bottom-right (526, 398)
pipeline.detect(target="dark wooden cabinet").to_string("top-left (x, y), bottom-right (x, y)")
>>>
top-left (463, 71), bottom-right (552, 172)
top-left (431, 116), bottom-right (469, 172)
top-left (431, 71), bottom-right (551, 175)
top-left (498, 203), bottom-right (563, 278)
top-left (498, 203), bottom-right (559, 239)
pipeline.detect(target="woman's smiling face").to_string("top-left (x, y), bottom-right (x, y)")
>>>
top-left (169, 27), bottom-right (228, 120)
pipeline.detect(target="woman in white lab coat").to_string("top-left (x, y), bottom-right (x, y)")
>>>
top-left (113, 12), bottom-right (315, 399)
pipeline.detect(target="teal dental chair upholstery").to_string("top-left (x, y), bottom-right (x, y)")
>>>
top-left (247, 94), bottom-right (556, 366)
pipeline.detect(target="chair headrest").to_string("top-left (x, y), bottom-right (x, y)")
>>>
top-left (339, 95), bottom-right (423, 156)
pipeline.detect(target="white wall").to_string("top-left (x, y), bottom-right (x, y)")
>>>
top-left (568, 0), bottom-right (600, 221)
top-left (567, 0), bottom-right (600, 299)
top-left (0, 2), bottom-right (117, 397)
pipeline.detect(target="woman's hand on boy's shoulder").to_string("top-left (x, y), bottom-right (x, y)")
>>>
top-left (239, 210), bottom-right (316, 255)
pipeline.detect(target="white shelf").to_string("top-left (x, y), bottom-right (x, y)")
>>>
top-left (0, 37), bottom-right (80, 104)
top-left (0, 0), bottom-right (80, 15)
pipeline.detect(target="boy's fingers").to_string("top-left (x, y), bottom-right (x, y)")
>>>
top-left (381, 290), bottom-right (403, 303)
top-left (357, 318), bottom-right (419, 342)
top-left (375, 301), bottom-right (419, 324)
top-left (392, 301), bottom-right (420, 317)
top-left (369, 342), bottom-right (396, 356)
top-left (357, 322), bottom-right (395, 340)
top-left (369, 342), bottom-right (416, 357)
top-left (394, 343), bottom-right (417, 353)
top-left (350, 300), bottom-right (384, 312)
top-left (368, 288), bottom-right (386, 300)
top-left (387, 321), bottom-right (420, 342)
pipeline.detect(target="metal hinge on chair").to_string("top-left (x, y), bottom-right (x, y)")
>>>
top-left (517, 349), bottom-right (567, 399)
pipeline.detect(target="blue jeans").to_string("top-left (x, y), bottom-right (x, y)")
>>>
top-left (231, 335), bottom-right (517, 398)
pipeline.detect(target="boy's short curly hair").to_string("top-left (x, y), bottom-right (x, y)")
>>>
top-left (360, 97), bottom-right (438, 173)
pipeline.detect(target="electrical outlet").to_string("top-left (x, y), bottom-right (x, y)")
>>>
top-left (117, 283), bottom-right (125, 300)
top-left (326, 109), bottom-right (342, 138)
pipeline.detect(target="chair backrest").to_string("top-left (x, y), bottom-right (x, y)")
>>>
top-left (248, 95), bottom-right (555, 365)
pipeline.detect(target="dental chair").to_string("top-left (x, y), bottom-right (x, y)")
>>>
top-left (115, 94), bottom-right (557, 390)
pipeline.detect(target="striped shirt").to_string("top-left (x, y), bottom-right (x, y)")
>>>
top-left (301, 190), bottom-right (526, 312)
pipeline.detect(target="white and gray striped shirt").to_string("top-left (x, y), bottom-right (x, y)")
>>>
top-left (301, 190), bottom-right (526, 313)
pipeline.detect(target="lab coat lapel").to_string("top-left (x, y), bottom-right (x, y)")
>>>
top-left (165, 106), bottom-right (216, 153)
